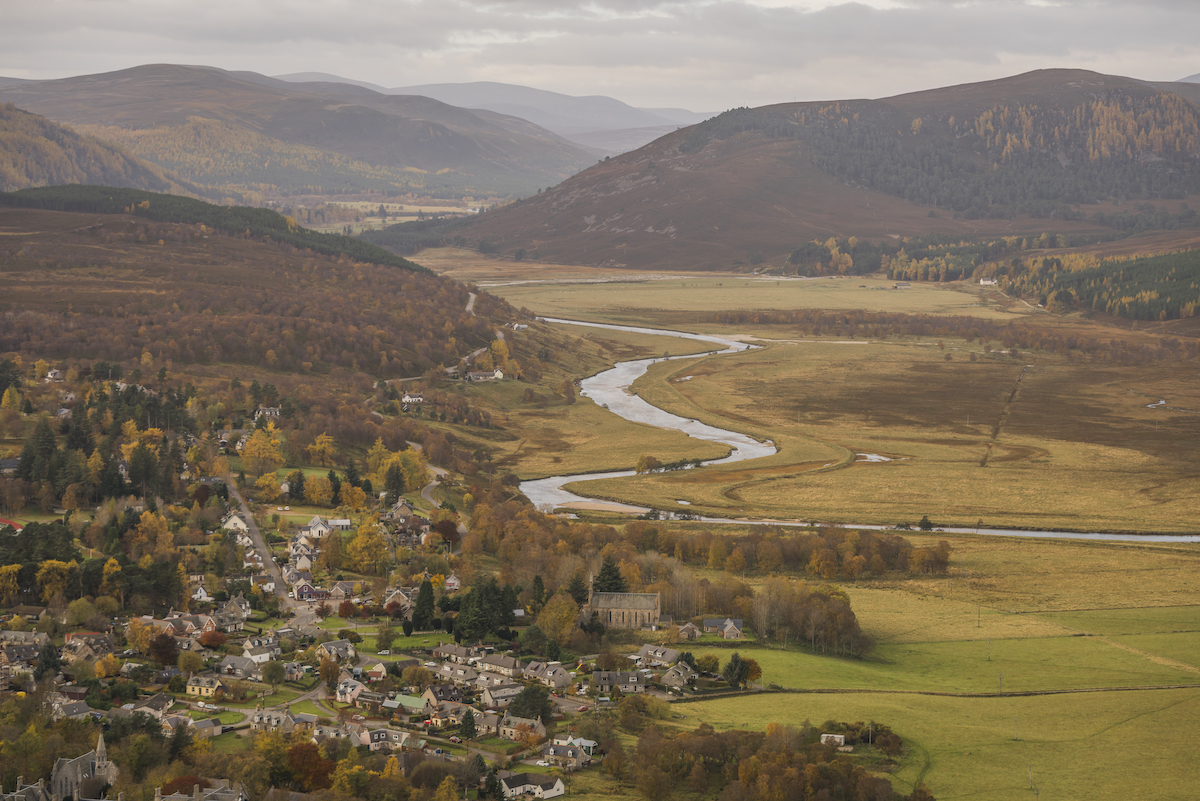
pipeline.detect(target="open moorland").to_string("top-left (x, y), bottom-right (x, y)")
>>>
top-left (419, 248), bottom-right (1200, 533)
top-left (568, 337), bottom-right (1200, 532)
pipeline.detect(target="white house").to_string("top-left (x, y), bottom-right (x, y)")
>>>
top-left (223, 515), bottom-right (249, 533)
top-left (500, 773), bottom-right (563, 799)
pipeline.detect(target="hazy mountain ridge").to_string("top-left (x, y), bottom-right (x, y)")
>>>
top-left (273, 72), bottom-right (713, 151)
top-left (0, 64), bottom-right (601, 198)
top-left (452, 69), bottom-right (1200, 270)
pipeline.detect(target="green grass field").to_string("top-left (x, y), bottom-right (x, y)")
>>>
top-left (667, 536), bottom-right (1200, 800)
top-left (694, 634), bottom-right (1198, 694)
top-left (207, 731), bottom-right (252, 753)
top-left (286, 699), bottom-right (331, 719)
top-left (689, 687), bottom-right (1200, 801)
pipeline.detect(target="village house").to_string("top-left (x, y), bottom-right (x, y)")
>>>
top-left (161, 713), bottom-right (194, 737)
top-left (700, 618), bottom-right (739, 637)
top-left (62, 632), bottom-right (115, 663)
top-left (191, 718), bottom-right (221, 739)
top-left (254, 406), bottom-right (281, 421)
top-left (130, 692), bottom-right (174, 720)
top-left (243, 645), bottom-right (278, 665)
top-left (475, 672), bottom-right (510, 690)
top-left (50, 699), bottom-right (95, 723)
top-left (499, 773), bottom-right (564, 800)
top-left (186, 675), bottom-right (225, 697)
top-left (499, 713), bottom-right (547, 742)
top-left (677, 621), bottom-right (702, 640)
top-left (541, 742), bottom-right (587, 770)
top-left (355, 691), bottom-right (387, 714)
top-left (480, 684), bottom-right (522, 709)
top-left (633, 644), bottom-right (680, 668)
top-left (433, 662), bottom-right (478, 685)
top-left (524, 660), bottom-right (572, 689)
top-left (318, 640), bottom-right (357, 663)
top-left (590, 670), bottom-right (646, 694)
top-left (661, 661), bottom-right (698, 689)
top-left (0, 629), bottom-right (50, 646)
top-left (251, 574), bottom-right (276, 594)
top-left (336, 678), bottom-right (367, 704)
top-left (293, 582), bottom-right (327, 601)
top-left (251, 708), bottom-right (317, 734)
top-left (552, 736), bottom-right (599, 756)
top-left (422, 684), bottom-right (463, 706)
top-left (299, 516), bottom-right (332, 539)
top-left (479, 653), bottom-right (524, 678)
top-left (1, 643), bottom-right (40, 672)
top-left (217, 655), bottom-right (261, 681)
top-left (431, 643), bottom-right (473, 664)
top-left (155, 778), bottom-right (248, 801)
top-left (222, 514), bottom-right (249, 534)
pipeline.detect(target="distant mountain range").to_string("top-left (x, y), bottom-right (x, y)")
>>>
top-left (0, 64), bottom-right (603, 199)
top-left (445, 69), bottom-right (1200, 270)
top-left (274, 72), bottom-right (713, 152)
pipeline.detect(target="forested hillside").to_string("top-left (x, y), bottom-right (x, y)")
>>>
top-left (0, 203), bottom-right (511, 378)
top-left (999, 249), bottom-right (1200, 320)
top-left (684, 78), bottom-right (1200, 219)
top-left (0, 184), bottom-right (426, 273)
top-left (457, 70), bottom-right (1200, 270)
top-left (75, 117), bottom-right (434, 201)
top-left (0, 103), bottom-right (208, 197)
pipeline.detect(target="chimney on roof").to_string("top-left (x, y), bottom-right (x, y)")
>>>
top-left (194, 783), bottom-right (202, 801)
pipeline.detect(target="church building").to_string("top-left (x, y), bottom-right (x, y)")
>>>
top-left (586, 589), bottom-right (661, 629)
top-left (50, 733), bottom-right (118, 801)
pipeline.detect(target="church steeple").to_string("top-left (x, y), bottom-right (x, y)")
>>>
top-left (95, 732), bottom-right (108, 765)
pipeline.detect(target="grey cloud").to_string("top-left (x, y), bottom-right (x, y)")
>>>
top-left (1, 0), bottom-right (1196, 109)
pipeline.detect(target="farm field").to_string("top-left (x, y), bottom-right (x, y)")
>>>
top-left (692, 634), bottom-right (1198, 694)
top-left (688, 687), bottom-right (1200, 801)
top-left (486, 272), bottom-right (1016, 324)
top-left (675, 538), bottom-right (1200, 800)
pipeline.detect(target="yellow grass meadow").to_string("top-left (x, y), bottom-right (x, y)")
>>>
top-left (560, 337), bottom-right (1200, 532)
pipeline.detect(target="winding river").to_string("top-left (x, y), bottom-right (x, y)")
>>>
top-left (519, 318), bottom-right (1200, 544)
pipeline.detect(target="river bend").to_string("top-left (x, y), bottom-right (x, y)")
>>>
top-left (519, 319), bottom-right (1200, 544)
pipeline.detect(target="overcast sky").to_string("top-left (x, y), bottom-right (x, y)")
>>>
top-left (4, 0), bottom-right (1197, 110)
